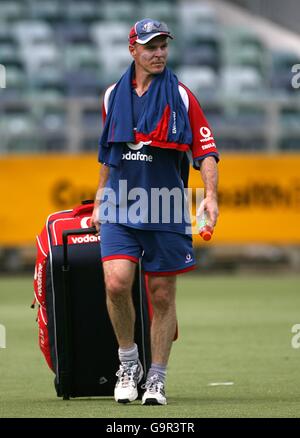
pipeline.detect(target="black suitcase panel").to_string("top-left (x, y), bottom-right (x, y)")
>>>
top-left (46, 230), bottom-right (151, 399)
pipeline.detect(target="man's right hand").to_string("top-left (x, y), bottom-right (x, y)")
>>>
top-left (90, 202), bottom-right (100, 236)
top-left (91, 165), bottom-right (110, 236)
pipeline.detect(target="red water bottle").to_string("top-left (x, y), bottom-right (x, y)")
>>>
top-left (197, 211), bottom-right (213, 241)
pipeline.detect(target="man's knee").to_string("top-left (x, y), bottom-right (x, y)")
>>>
top-left (105, 275), bottom-right (132, 298)
top-left (151, 289), bottom-right (172, 311)
top-left (149, 277), bottom-right (176, 310)
top-left (103, 260), bottom-right (136, 298)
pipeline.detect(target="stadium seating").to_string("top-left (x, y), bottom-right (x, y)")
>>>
top-left (0, 0), bottom-right (299, 153)
top-left (37, 102), bottom-right (66, 132)
top-left (65, 1), bottom-right (104, 24)
top-left (222, 28), bottom-right (267, 74)
top-left (176, 66), bottom-right (218, 98)
top-left (143, 2), bottom-right (177, 27)
top-left (102, 2), bottom-right (137, 24)
top-left (220, 66), bottom-right (264, 96)
top-left (64, 44), bottom-right (101, 72)
top-left (178, 2), bottom-right (218, 29)
top-left (280, 106), bottom-right (300, 129)
top-left (181, 25), bottom-right (222, 72)
top-left (0, 102), bottom-right (39, 152)
top-left (65, 71), bottom-right (103, 97)
top-left (0, 1), bottom-right (24, 23)
top-left (14, 21), bottom-right (54, 46)
top-left (91, 21), bottom-right (129, 48)
top-left (2, 66), bottom-right (27, 97)
top-left (29, 75), bottom-right (66, 100)
top-left (28, 0), bottom-right (64, 25)
top-left (270, 50), bottom-right (300, 94)
top-left (278, 105), bottom-right (300, 150)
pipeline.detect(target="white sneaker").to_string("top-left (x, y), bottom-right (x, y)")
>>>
top-left (114, 360), bottom-right (143, 403)
top-left (142, 374), bottom-right (167, 405)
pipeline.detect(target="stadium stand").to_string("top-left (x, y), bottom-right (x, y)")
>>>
top-left (270, 50), bottom-right (300, 94)
top-left (227, 0), bottom-right (300, 36)
top-left (1, 0), bottom-right (300, 273)
top-left (176, 66), bottom-right (218, 99)
top-left (0, 0), bottom-right (299, 154)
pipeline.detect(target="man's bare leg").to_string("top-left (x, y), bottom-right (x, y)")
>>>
top-left (103, 259), bottom-right (143, 403)
top-left (148, 275), bottom-right (177, 365)
top-left (142, 275), bottom-right (177, 405)
top-left (103, 259), bottom-right (136, 348)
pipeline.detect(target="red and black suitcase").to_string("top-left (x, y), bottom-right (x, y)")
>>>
top-left (33, 200), bottom-right (152, 400)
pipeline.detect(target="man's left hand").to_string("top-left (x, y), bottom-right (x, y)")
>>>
top-left (204, 196), bottom-right (219, 228)
top-left (197, 196), bottom-right (219, 228)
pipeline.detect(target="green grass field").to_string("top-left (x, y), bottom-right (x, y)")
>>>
top-left (0, 274), bottom-right (300, 418)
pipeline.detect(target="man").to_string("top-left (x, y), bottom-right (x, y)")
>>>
top-left (91, 19), bottom-right (219, 405)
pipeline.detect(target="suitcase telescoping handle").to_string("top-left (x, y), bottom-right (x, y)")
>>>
top-left (60, 226), bottom-right (97, 400)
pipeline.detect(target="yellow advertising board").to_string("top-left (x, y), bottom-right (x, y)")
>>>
top-left (0, 154), bottom-right (299, 246)
top-left (0, 155), bottom-right (99, 246)
top-left (190, 154), bottom-right (300, 244)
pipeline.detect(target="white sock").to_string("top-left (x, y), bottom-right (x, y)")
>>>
top-left (118, 343), bottom-right (138, 363)
top-left (147, 363), bottom-right (167, 384)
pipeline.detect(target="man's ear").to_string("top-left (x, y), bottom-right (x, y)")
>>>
top-left (129, 44), bottom-right (136, 58)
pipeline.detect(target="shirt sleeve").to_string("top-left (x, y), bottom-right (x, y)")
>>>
top-left (99, 89), bottom-right (109, 165)
top-left (102, 99), bottom-right (106, 125)
top-left (102, 83), bottom-right (116, 126)
top-left (180, 83), bottom-right (219, 169)
top-left (99, 84), bottom-right (117, 165)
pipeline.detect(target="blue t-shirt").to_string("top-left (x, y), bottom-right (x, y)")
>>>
top-left (101, 88), bottom-right (192, 234)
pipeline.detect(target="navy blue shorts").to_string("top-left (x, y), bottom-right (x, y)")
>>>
top-left (100, 223), bottom-right (196, 276)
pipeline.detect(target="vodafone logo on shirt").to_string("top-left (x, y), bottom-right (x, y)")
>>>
top-left (127, 140), bottom-right (151, 150)
top-left (123, 141), bottom-right (153, 162)
top-left (200, 127), bottom-right (212, 138)
top-left (199, 126), bottom-right (216, 150)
